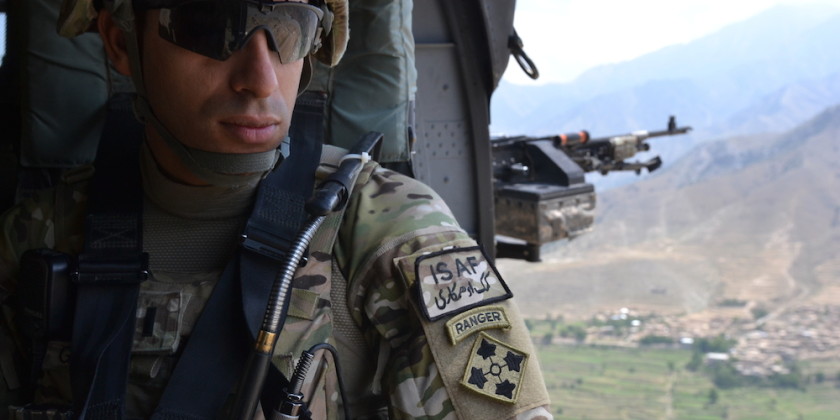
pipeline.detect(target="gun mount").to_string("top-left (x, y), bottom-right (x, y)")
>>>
top-left (492, 117), bottom-right (692, 261)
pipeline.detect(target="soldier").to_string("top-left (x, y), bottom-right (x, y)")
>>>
top-left (0, 0), bottom-right (552, 419)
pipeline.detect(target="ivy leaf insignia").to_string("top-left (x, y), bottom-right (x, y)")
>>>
top-left (477, 338), bottom-right (496, 359)
top-left (467, 367), bottom-right (487, 389)
top-left (495, 380), bottom-right (517, 399)
top-left (503, 351), bottom-right (524, 372)
top-left (461, 333), bottom-right (528, 404)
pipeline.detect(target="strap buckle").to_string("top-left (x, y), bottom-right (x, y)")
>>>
top-left (72, 252), bottom-right (150, 284)
top-left (240, 233), bottom-right (309, 266)
top-left (240, 230), bottom-right (289, 261)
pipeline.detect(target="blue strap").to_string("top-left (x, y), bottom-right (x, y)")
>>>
top-left (71, 93), bottom-right (147, 419)
top-left (240, 107), bottom-right (324, 338)
top-left (150, 260), bottom-right (249, 419)
top-left (152, 121), bottom-right (323, 419)
top-left (71, 280), bottom-right (142, 419)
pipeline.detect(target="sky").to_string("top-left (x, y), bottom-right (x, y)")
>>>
top-left (3, 2), bottom-right (839, 80)
top-left (506, 0), bottom-right (840, 85)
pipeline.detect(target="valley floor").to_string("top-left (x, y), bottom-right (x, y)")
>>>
top-left (536, 344), bottom-right (840, 420)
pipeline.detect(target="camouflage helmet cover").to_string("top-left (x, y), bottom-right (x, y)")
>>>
top-left (57, 0), bottom-right (349, 66)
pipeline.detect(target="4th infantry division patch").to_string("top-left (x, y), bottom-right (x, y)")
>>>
top-left (461, 332), bottom-right (528, 403)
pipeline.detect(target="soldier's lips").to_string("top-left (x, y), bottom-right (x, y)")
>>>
top-left (220, 117), bottom-right (281, 144)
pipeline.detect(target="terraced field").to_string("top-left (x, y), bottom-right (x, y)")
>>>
top-left (536, 344), bottom-right (840, 420)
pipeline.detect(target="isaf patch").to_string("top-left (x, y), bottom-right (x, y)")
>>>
top-left (445, 305), bottom-right (511, 345)
top-left (412, 246), bottom-right (512, 321)
top-left (461, 333), bottom-right (528, 404)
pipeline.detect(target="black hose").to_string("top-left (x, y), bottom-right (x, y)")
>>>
top-left (231, 216), bottom-right (326, 420)
top-left (303, 343), bottom-right (351, 420)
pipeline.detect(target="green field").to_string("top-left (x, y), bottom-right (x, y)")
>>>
top-left (536, 344), bottom-right (840, 420)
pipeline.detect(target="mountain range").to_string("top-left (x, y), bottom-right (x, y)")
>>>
top-left (490, 3), bottom-right (840, 192)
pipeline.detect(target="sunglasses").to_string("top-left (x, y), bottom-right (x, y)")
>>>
top-left (156, 0), bottom-right (325, 62)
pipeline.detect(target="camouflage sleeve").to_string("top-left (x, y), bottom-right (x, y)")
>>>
top-left (337, 166), bottom-right (552, 419)
top-left (0, 192), bottom-right (56, 413)
top-left (0, 168), bottom-right (90, 412)
top-left (0, 166), bottom-right (90, 298)
top-left (0, 199), bottom-right (46, 299)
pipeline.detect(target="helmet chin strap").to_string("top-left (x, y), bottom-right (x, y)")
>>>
top-left (121, 13), bottom-right (282, 187)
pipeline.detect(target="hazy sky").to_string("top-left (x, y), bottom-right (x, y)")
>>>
top-left (507, 0), bottom-right (840, 85)
top-left (3, 2), bottom-right (839, 82)
top-left (0, 16), bottom-right (5, 58)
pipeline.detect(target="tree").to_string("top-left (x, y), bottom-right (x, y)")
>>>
top-left (686, 351), bottom-right (703, 372)
top-left (711, 364), bottom-right (743, 389)
top-left (560, 325), bottom-right (587, 343)
top-left (708, 388), bottom-right (719, 405)
top-left (639, 335), bottom-right (674, 346)
top-left (541, 332), bottom-right (554, 346)
top-left (573, 327), bottom-right (587, 343)
top-left (694, 334), bottom-right (735, 353)
top-left (751, 306), bottom-right (769, 320)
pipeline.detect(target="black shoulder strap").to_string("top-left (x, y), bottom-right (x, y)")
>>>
top-left (152, 114), bottom-right (324, 419)
top-left (71, 93), bottom-right (148, 419)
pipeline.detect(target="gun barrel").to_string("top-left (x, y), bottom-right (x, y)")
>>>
top-left (589, 126), bottom-right (691, 143)
top-left (646, 126), bottom-right (692, 138)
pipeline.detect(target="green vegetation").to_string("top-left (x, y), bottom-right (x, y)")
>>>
top-left (686, 350), bottom-right (703, 372)
top-left (707, 388), bottom-right (719, 405)
top-left (751, 306), bottom-right (769, 319)
top-left (639, 335), bottom-right (675, 346)
top-left (707, 361), bottom-right (745, 389)
top-left (684, 335), bottom-right (735, 375)
top-left (558, 325), bottom-right (587, 343)
top-left (531, 315), bottom-right (588, 344)
top-left (718, 299), bottom-right (748, 307)
top-left (767, 364), bottom-right (806, 390)
top-left (692, 334), bottom-right (736, 353)
top-left (533, 333), bottom-right (840, 419)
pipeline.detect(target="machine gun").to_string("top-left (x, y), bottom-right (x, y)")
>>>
top-left (491, 116), bottom-right (692, 261)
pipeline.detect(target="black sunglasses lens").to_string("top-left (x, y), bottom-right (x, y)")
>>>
top-left (159, 1), bottom-right (323, 62)
top-left (160, 1), bottom-right (230, 60)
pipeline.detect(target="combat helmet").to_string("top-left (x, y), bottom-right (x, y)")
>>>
top-left (58, 0), bottom-right (348, 66)
top-left (55, 0), bottom-right (349, 185)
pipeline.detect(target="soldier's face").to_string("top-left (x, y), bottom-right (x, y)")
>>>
top-left (140, 9), bottom-right (303, 157)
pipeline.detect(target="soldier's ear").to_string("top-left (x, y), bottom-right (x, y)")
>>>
top-left (97, 10), bottom-right (132, 76)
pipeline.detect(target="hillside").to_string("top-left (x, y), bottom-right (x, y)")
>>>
top-left (498, 105), bottom-right (840, 319)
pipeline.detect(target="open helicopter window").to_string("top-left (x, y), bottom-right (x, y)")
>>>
top-left (1, 10), bottom-right (6, 61)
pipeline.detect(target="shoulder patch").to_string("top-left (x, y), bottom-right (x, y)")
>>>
top-left (412, 246), bottom-right (512, 321)
top-left (445, 305), bottom-right (511, 345)
top-left (461, 332), bottom-right (528, 404)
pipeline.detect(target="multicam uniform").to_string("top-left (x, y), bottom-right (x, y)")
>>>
top-left (0, 145), bottom-right (551, 419)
